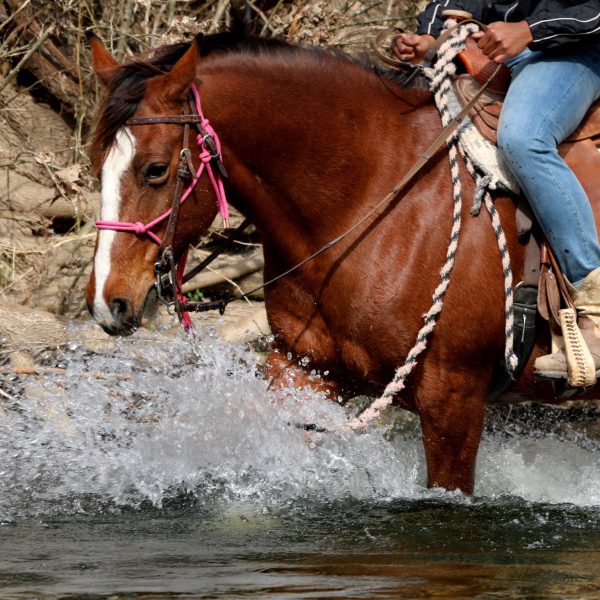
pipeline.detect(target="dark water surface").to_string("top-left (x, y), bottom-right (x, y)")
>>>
top-left (3, 499), bottom-right (600, 598)
top-left (2, 326), bottom-right (600, 598)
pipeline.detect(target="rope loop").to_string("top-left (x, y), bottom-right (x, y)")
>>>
top-left (471, 174), bottom-right (493, 216)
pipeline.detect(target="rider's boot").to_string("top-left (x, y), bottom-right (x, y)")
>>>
top-left (534, 267), bottom-right (600, 382)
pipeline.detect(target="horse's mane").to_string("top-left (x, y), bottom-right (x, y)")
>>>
top-left (91, 31), bottom-right (422, 168)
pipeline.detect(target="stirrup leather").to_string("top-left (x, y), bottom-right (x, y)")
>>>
top-left (559, 308), bottom-right (597, 387)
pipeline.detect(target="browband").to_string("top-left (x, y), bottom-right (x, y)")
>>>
top-left (126, 115), bottom-right (204, 125)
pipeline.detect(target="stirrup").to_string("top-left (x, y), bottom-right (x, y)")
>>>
top-left (559, 308), bottom-right (596, 387)
top-left (534, 308), bottom-right (600, 387)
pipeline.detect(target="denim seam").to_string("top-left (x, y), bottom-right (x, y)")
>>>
top-left (533, 68), bottom-right (596, 271)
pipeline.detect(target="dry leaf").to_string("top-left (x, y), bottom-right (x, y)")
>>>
top-left (55, 164), bottom-right (82, 185)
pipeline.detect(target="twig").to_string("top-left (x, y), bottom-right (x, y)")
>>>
top-left (50, 232), bottom-right (96, 249)
top-left (0, 223), bottom-right (95, 256)
top-left (0, 266), bottom-right (33, 295)
top-left (260, 0), bottom-right (285, 35)
top-left (37, 156), bottom-right (73, 206)
top-left (247, 1), bottom-right (272, 32)
top-left (181, 252), bottom-right (263, 293)
top-left (205, 265), bottom-right (253, 305)
top-left (0, 388), bottom-right (16, 401)
top-left (0, 25), bottom-right (54, 97)
top-left (0, 0), bottom-right (33, 34)
top-left (328, 16), bottom-right (414, 32)
top-left (73, 0), bottom-right (87, 165)
top-left (4, 69), bottom-right (76, 107)
top-left (208, 0), bottom-right (230, 33)
top-left (211, 230), bottom-right (262, 247)
top-left (0, 366), bottom-right (131, 381)
top-left (352, 1), bottom-right (385, 18)
top-left (58, 256), bottom-right (93, 315)
top-left (116, 0), bottom-right (134, 59)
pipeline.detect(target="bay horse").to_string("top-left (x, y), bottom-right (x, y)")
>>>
top-left (86, 30), bottom-right (575, 495)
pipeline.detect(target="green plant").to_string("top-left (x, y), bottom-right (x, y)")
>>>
top-left (185, 288), bottom-right (204, 303)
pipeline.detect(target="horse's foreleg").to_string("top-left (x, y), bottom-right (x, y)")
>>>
top-left (264, 348), bottom-right (342, 400)
top-left (417, 373), bottom-right (488, 494)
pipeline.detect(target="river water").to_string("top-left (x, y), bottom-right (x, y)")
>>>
top-left (2, 324), bottom-right (600, 598)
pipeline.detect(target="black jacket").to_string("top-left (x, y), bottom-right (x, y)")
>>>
top-left (417, 1), bottom-right (600, 50)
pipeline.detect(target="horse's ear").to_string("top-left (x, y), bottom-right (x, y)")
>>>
top-left (159, 37), bottom-right (200, 102)
top-left (88, 33), bottom-right (120, 87)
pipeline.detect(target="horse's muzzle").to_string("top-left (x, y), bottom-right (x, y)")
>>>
top-left (100, 297), bottom-right (141, 336)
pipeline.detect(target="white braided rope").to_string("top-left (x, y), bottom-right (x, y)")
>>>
top-left (348, 22), bottom-right (517, 430)
top-left (462, 152), bottom-right (518, 375)
top-left (438, 24), bottom-right (517, 374)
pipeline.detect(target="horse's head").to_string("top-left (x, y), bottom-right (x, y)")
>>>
top-left (86, 35), bottom-right (220, 335)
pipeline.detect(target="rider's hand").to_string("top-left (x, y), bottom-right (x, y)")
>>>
top-left (471, 21), bottom-right (533, 63)
top-left (392, 32), bottom-right (436, 63)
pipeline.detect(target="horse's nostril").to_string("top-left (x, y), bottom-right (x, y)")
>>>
top-left (102, 297), bottom-right (139, 336)
top-left (111, 298), bottom-right (129, 319)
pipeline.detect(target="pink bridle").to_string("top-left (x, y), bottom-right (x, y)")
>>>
top-left (95, 83), bottom-right (229, 330)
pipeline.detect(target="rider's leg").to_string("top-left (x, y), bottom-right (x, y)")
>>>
top-left (498, 45), bottom-right (600, 286)
top-left (497, 44), bottom-right (600, 378)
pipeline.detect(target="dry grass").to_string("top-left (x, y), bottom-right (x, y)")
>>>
top-left (1, 0), bottom-right (424, 125)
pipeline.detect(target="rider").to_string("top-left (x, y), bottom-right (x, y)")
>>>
top-left (393, 0), bottom-right (600, 382)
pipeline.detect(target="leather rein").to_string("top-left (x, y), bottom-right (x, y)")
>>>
top-left (95, 23), bottom-right (499, 331)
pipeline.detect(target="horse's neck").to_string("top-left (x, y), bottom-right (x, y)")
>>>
top-left (200, 52), bottom-right (437, 254)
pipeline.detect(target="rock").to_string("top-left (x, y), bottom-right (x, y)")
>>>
top-left (0, 171), bottom-right (93, 222)
top-left (220, 304), bottom-right (270, 343)
top-left (0, 300), bottom-right (68, 351)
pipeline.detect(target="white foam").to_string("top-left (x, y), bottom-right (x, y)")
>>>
top-left (2, 327), bottom-right (600, 518)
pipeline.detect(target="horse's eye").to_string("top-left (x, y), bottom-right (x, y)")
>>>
top-left (143, 163), bottom-right (168, 184)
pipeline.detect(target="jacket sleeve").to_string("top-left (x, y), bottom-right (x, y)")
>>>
top-left (416, 1), bottom-right (496, 37)
top-left (526, 2), bottom-right (600, 50)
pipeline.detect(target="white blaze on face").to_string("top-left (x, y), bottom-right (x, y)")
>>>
top-left (93, 128), bottom-right (136, 324)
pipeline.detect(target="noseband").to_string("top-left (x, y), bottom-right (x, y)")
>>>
top-left (95, 83), bottom-right (236, 330)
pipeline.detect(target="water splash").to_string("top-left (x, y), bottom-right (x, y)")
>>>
top-left (2, 323), bottom-right (600, 519)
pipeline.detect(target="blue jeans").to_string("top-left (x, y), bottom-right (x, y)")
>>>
top-left (497, 45), bottom-right (600, 286)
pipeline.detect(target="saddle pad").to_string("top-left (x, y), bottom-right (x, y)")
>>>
top-left (454, 75), bottom-right (503, 144)
top-left (439, 71), bottom-right (519, 194)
